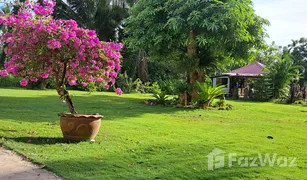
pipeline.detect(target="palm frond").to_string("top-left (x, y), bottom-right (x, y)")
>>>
top-left (54, 0), bottom-right (129, 41)
top-left (194, 80), bottom-right (226, 107)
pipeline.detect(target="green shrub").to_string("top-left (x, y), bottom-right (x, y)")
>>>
top-left (272, 98), bottom-right (287, 104)
top-left (133, 78), bottom-right (143, 93)
top-left (116, 73), bottom-right (147, 93)
top-left (45, 78), bottom-right (57, 89)
top-left (218, 104), bottom-right (233, 110)
top-left (294, 100), bottom-right (305, 105)
top-left (153, 90), bottom-right (169, 105)
top-left (253, 76), bottom-right (274, 101)
top-left (194, 79), bottom-right (226, 108)
top-left (144, 82), bottom-right (160, 94)
top-left (253, 56), bottom-right (300, 101)
top-left (0, 74), bottom-right (22, 87)
top-left (86, 82), bottom-right (98, 93)
top-left (158, 79), bottom-right (187, 95)
top-left (176, 81), bottom-right (189, 94)
top-left (158, 80), bottom-right (176, 95)
top-left (116, 73), bottom-right (133, 93)
top-left (214, 99), bottom-right (226, 107)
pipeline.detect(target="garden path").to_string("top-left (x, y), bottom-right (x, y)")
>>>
top-left (0, 147), bottom-right (61, 180)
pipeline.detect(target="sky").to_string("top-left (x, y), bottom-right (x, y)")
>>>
top-left (253, 0), bottom-right (307, 46)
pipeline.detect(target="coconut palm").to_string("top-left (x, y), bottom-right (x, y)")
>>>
top-left (268, 55), bottom-right (302, 99)
top-left (53, 0), bottom-right (130, 41)
top-left (54, 0), bottom-right (149, 81)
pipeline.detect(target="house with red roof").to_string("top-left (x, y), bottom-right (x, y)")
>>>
top-left (212, 61), bottom-right (265, 97)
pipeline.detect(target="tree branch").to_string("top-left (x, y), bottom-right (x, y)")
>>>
top-left (60, 62), bottom-right (67, 86)
top-left (56, 62), bottom-right (76, 114)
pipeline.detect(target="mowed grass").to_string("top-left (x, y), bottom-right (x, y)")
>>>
top-left (0, 88), bottom-right (306, 180)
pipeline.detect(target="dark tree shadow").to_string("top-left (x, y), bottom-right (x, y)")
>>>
top-left (0, 93), bottom-right (196, 122)
top-left (45, 159), bottom-right (255, 180)
top-left (0, 128), bottom-right (17, 132)
top-left (4, 136), bottom-right (79, 145)
top-left (41, 144), bottom-right (269, 180)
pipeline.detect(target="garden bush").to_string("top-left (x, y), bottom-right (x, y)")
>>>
top-left (0, 74), bottom-right (22, 87)
top-left (194, 78), bottom-right (226, 108)
top-left (0, 74), bottom-right (59, 90)
top-left (252, 76), bottom-right (274, 101)
top-left (144, 82), bottom-right (160, 94)
top-left (294, 99), bottom-right (305, 105)
top-left (116, 73), bottom-right (133, 93)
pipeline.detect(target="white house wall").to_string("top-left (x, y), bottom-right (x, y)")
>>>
top-left (212, 76), bottom-right (230, 94)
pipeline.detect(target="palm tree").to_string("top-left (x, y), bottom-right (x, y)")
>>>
top-left (268, 55), bottom-right (302, 99)
top-left (53, 0), bottom-right (130, 41)
top-left (54, 0), bottom-right (150, 81)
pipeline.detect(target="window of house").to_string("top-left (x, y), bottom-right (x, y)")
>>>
top-left (216, 78), bottom-right (228, 86)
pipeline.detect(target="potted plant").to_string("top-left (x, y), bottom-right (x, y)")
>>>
top-left (0, 0), bottom-right (123, 141)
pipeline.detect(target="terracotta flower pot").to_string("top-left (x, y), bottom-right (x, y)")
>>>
top-left (58, 113), bottom-right (103, 141)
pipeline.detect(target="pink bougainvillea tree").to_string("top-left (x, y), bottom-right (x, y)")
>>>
top-left (0, 0), bottom-right (123, 114)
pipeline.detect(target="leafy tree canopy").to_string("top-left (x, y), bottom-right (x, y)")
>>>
top-left (286, 38), bottom-right (307, 82)
top-left (124, 0), bottom-right (269, 72)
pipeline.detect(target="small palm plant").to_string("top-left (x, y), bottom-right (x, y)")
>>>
top-left (152, 84), bottom-right (169, 105)
top-left (153, 91), bottom-right (169, 105)
top-left (194, 79), bottom-right (227, 108)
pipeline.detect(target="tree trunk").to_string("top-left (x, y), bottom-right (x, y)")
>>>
top-left (138, 49), bottom-right (149, 82)
top-left (65, 94), bottom-right (76, 114)
top-left (0, 49), bottom-right (5, 67)
top-left (187, 30), bottom-right (197, 57)
top-left (55, 62), bottom-right (76, 114)
top-left (57, 86), bottom-right (76, 114)
top-left (186, 30), bottom-right (205, 103)
top-left (40, 78), bottom-right (47, 89)
top-left (189, 71), bottom-right (205, 100)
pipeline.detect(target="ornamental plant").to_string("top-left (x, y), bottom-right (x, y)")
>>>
top-left (0, 0), bottom-right (123, 114)
top-left (194, 79), bottom-right (226, 108)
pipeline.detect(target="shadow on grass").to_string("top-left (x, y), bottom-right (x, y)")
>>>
top-left (4, 136), bottom-right (79, 145)
top-left (227, 98), bottom-right (267, 104)
top-left (0, 94), bottom-right (195, 122)
top-left (46, 161), bottom-right (251, 180)
top-left (228, 98), bottom-right (298, 106)
top-left (0, 128), bottom-right (17, 132)
top-left (41, 148), bottom-right (263, 180)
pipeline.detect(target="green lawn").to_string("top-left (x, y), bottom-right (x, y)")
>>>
top-left (0, 88), bottom-right (306, 180)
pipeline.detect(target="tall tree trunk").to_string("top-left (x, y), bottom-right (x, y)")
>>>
top-left (138, 49), bottom-right (149, 82)
top-left (187, 30), bottom-right (196, 58)
top-left (187, 30), bottom-right (205, 102)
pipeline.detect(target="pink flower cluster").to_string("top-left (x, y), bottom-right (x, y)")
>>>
top-left (32, 0), bottom-right (55, 16)
top-left (20, 79), bottom-right (28, 86)
top-left (0, 0), bottom-right (123, 95)
top-left (0, 70), bottom-right (8, 76)
top-left (47, 39), bottom-right (62, 49)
